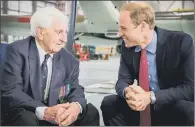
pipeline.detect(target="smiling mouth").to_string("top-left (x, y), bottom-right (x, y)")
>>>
top-left (122, 37), bottom-right (127, 40)
top-left (57, 43), bottom-right (64, 45)
top-left (123, 38), bottom-right (128, 42)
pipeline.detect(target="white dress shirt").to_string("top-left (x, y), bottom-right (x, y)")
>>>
top-left (34, 40), bottom-right (82, 120)
top-left (35, 40), bottom-right (53, 120)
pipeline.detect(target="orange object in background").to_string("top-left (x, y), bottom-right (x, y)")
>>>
top-left (74, 43), bottom-right (81, 54)
top-left (17, 16), bottom-right (31, 23)
top-left (73, 43), bottom-right (89, 61)
top-left (104, 54), bottom-right (109, 60)
top-left (79, 52), bottom-right (89, 61)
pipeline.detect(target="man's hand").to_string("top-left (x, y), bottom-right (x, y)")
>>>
top-left (125, 85), bottom-right (151, 111)
top-left (57, 102), bottom-right (81, 126)
top-left (43, 103), bottom-right (70, 124)
top-left (124, 86), bottom-right (134, 99)
top-left (129, 84), bottom-right (145, 94)
top-left (125, 86), bottom-right (139, 110)
top-left (127, 91), bottom-right (151, 111)
top-left (125, 84), bottom-right (144, 100)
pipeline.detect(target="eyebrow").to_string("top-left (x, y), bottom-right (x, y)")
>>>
top-left (120, 26), bottom-right (127, 29)
top-left (55, 27), bottom-right (69, 32)
top-left (55, 29), bottom-right (63, 32)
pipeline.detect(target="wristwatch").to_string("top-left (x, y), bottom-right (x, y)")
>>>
top-left (150, 91), bottom-right (156, 104)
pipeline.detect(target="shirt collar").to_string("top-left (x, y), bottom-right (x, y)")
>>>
top-left (35, 39), bottom-right (53, 59)
top-left (135, 30), bottom-right (157, 54)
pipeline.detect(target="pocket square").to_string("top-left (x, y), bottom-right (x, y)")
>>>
top-left (59, 84), bottom-right (71, 103)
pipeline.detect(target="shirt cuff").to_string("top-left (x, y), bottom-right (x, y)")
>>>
top-left (35, 107), bottom-right (48, 120)
top-left (75, 102), bottom-right (82, 114)
top-left (150, 91), bottom-right (156, 104)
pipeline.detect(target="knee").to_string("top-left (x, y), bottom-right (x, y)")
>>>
top-left (100, 94), bottom-right (118, 111)
top-left (174, 100), bottom-right (194, 125)
top-left (174, 100), bottom-right (194, 115)
top-left (86, 103), bottom-right (99, 120)
top-left (17, 110), bottom-right (39, 126)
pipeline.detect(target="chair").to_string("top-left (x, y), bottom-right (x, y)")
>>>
top-left (0, 43), bottom-right (8, 125)
top-left (1, 43), bottom-right (9, 64)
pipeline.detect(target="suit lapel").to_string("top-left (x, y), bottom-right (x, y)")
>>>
top-left (132, 51), bottom-right (141, 79)
top-left (29, 38), bottom-right (42, 100)
top-left (155, 27), bottom-right (167, 88)
top-left (49, 52), bottom-right (66, 106)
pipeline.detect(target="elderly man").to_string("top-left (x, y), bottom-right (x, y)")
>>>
top-left (1, 7), bottom-right (99, 126)
top-left (101, 2), bottom-right (194, 126)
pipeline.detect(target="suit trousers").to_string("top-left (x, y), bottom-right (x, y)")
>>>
top-left (2, 103), bottom-right (100, 126)
top-left (101, 94), bottom-right (194, 126)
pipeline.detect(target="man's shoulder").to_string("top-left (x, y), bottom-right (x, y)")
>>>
top-left (156, 27), bottom-right (193, 49)
top-left (58, 48), bottom-right (79, 64)
top-left (157, 27), bottom-right (192, 42)
top-left (8, 36), bottom-right (32, 51)
top-left (166, 30), bottom-right (193, 47)
top-left (168, 30), bottom-right (191, 39)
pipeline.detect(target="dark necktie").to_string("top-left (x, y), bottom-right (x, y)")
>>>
top-left (139, 49), bottom-right (151, 126)
top-left (41, 54), bottom-right (50, 102)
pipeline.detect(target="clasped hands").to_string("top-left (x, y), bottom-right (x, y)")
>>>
top-left (43, 102), bottom-right (80, 126)
top-left (125, 83), bottom-right (151, 111)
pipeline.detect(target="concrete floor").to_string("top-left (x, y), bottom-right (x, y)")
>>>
top-left (79, 56), bottom-right (120, 125)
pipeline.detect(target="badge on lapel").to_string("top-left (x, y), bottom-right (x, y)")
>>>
top-left (59, 84), bottom-right (71, 104)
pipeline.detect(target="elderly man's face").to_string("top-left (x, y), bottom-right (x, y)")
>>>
top-left (41, 17), bottom-right (68, 54)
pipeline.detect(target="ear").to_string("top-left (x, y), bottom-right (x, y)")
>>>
top-left (36, 27), bottom-right (44, 41)
top-left (141, 21), bottom-right (150, 32)
top-left (140, 21), bottom-right (146, 32)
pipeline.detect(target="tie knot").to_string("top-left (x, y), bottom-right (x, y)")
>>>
top-left (141, 48), bottom-right (147, 54)
top-left (44, 54), bottom-right (50, 61)
top-left (141, 48), bottom-right (147, 52)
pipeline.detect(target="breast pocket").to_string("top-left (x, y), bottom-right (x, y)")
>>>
top-left (163, 51), bottom-right (180, 79)
top-left (164, 51), bottom-right (180, 69)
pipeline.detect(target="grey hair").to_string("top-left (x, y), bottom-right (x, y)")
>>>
top-left (30, 7), bottom-right (69, 37)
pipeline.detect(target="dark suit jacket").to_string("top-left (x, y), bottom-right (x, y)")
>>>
top-left (1, 36), bottom-right (87, 116)
top-left (116, 26), bottom-right (194, 110)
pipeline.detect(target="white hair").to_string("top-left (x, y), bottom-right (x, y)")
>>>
top-left (30, 7), bottom-right (69, 37)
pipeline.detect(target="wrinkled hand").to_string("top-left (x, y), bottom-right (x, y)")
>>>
top-left (125, 85), bottom-right (151, 111)
top-left (43, 103), bottom-right (70, 124)
top-left (58, 102), bottom-right (81, 126)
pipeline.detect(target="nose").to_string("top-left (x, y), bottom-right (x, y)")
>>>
top-left (60, 32), bottom-right (67, 43)
top-left (63, 34), bottom-right (67, 43)
top-left (119, 30), bottom-right (123, 37)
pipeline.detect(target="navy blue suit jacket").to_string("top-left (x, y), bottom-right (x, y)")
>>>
top-left (116, 27), bottom-right (194, 110)
top-left (1, 36), bottom-right (87, 116)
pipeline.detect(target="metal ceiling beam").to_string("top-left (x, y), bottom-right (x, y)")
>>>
top-left (166, 0), bottom-right (176, 11)
top-left (32, 1), bottom-right (37, 13)
top-left (156, 0), bottom-right (160, 4)
top-left (74, 33), bottom-right (84, 40)
top-left (194, 0), bottom-right (195, 41)
top-left (182, 0), bottom-right (185, 10)
top-left (66, 0), bottom-right (77, 54)
top-left (2, 1), bottom-right (8, 42)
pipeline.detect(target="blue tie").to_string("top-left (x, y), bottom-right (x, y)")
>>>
top-left (41, 54), bottom-right (50, 103)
